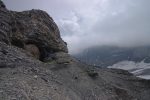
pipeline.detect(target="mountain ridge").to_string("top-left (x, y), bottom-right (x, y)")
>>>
top-left (74, 46), bottom-right (150, 67)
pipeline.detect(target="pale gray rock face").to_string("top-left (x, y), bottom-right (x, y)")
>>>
top-left (0, 1), bottom-right (150, 100)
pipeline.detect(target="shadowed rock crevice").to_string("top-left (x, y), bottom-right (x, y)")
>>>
top-left (11, 38), bottom-right (24, 48)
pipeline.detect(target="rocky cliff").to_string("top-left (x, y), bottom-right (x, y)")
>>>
top-left (0, 1), bottom-right (68, 61)
top-left (0, 1), bottom-right (150, 100)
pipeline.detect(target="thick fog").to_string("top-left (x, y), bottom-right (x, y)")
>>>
top-left (3, 0), bottom-right (150, 54)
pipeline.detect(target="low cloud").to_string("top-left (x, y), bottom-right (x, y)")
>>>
top-left (4, 0), bottom-right (150, 54)
top-left (57, 0), bottom-right (150, 54)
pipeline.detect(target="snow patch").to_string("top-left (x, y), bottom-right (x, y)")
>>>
top-left (108, 61), bottom-right (150, 79)
top-left (137, 75), bottom-right (150, 80)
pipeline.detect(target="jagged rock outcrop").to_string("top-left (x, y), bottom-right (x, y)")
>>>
top-left (0, 0), bottom-right (68, 61)
top-left (0, 1), bottom-right (150, 100)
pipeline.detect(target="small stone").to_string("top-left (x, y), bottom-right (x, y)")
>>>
top-left (34, 75), bottom-right (38, 78)
top-left (74, 76), bottom-right (78, 80)
top-left (11, 97), bottom-right (17, 100)
top-left (0, 90), bottom-right (3, 93)
top-left (33, 87), bottom-right (38, 90)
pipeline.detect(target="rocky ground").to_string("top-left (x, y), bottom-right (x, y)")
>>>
top-left (0, 1), bottom-right (150, 100)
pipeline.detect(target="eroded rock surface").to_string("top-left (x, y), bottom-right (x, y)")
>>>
top-left (0, 1), bottom-right (68, 61)
top-left (0, 1), bottom-right (150, 100)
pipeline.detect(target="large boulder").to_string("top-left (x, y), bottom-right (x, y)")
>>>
top-left (0, 1), bottom-right (68, 60)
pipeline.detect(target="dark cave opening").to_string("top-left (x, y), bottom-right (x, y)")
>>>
top-left (11, 39), bottom-right (24, 48)
top-left (25, 41), bottom-right (55, 62)
top-left (39, 47), bottom-right (56, 62)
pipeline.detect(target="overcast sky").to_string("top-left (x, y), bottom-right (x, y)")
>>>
top-left (3, 0), bottom-right (150, 54)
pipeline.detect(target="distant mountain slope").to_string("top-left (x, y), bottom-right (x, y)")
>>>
top-left (108, 61), bottom-right (150, 79)
top-left (74, 46), bottom-right (150, 79)
top-left (74, 46), bottom-right (150, 67)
